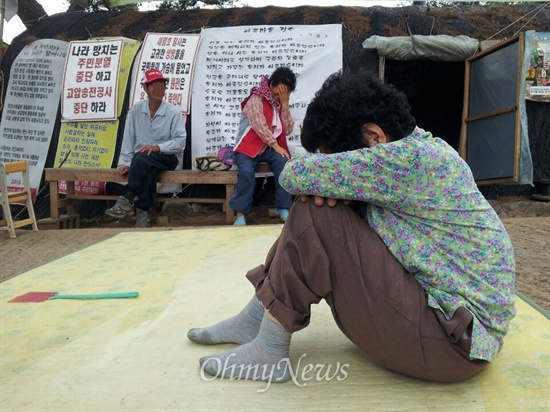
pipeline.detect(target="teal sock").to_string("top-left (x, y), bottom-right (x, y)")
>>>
top-left (187, 296), bottom-right (264, 345)
top-left (199, 315), bottom-right (292, 383)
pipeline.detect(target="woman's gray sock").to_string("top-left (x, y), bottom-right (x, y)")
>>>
top-left (199, 314), bottom-right (292, 383)
top-left (187, 296), bottom-right (264, 345)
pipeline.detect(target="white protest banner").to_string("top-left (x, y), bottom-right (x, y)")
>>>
top-left (0, 39), bottom-right (69, 197)
top-left (56, 38), bottom-right (141, 170)
top-left (61, 39), bottom-right (123, 121)
top-left (129, 33), bottom-right (201, 114)
top-left (191, 24), bottom-right (343, 162)
top-left (54, 38), bottom-right (141, 196)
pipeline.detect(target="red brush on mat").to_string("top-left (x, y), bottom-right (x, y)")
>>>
top-left (8, 291), bottom-right (139, 303)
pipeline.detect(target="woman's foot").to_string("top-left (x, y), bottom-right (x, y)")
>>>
top-left (199, 315), bottom-right (292, 382)
top-left (274, 208), bottom-right (289, 222)
top-left (233, 215), bottom-right (246, 225)
top-left (187, 296), bottom-right (264, 344)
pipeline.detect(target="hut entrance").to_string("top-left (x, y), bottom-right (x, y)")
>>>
top-left (363, 34), bottom-right (479, 151)
top-left (383, 60), bottom-right (465, 151)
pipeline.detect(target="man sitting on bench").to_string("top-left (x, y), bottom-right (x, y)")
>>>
top-left (105, 69), bottom-right (187, 227)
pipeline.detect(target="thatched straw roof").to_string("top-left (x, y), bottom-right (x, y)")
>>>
top-left (6, 4), bottom-right (550, 70)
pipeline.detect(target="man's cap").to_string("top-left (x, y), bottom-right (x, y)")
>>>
top-left (142, 69), bottom-right (168, 84)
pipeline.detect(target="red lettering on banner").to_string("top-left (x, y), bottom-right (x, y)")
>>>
top-left (74, 102), bottom-right (88, 114)
top-left (76, 71), bottom-right (93, 83)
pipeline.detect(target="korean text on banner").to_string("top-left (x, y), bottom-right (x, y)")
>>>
top-left (56, 120), bottom-right (119, 169)
top-left (55, 37), bottom-right (141, 169)
top-left (54, 38), bottom-right (141, 196)
top-left (55, 121), bottom-right (120, 196)
top-left (191, 25), bottom-right (343, 162)
top-left (62, 39), bottom-right (123, 122)
top-left (0, 39), bottom-right (69, 198)
top-left (129, 33), bottom-right (201, 113)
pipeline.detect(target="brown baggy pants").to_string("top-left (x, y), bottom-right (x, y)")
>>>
top-left (246, 201), bottom-right (488, 382)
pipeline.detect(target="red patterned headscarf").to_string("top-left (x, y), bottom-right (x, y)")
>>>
top-left (250, 75), bottom-right (279, 108)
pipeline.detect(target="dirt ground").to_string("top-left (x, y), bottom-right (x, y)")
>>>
top-left (1, 200), bottom-right (549, 313)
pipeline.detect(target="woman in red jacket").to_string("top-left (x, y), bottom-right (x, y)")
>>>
top-left (229, 67), bottom-right (297, 225)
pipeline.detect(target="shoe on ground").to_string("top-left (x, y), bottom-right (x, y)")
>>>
top-left (105, 196), bottom-right (135, 218)
top-left (233, 216), bottom-right (246, 226)
top-left (274, 208), bottom-right (289, 222)
top-left (135, 209), bottom-right (150, 228)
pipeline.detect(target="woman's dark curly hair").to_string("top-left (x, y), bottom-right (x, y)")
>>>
top-left (300, 69), bottom-right (416, 153)
top-left (268, 66), bottom-right (297, 92)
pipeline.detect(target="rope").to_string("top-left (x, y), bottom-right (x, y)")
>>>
top-left (513, 2), bottom-right (550, 37)
top-left (486, 1), bottom-right (549, 41)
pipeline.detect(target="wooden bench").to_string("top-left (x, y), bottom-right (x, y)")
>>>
top-left (41, 164), bottom-right (271, 228)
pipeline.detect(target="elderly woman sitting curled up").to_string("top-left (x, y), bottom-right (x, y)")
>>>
top-left (187, 70), bottom-right (516, 383)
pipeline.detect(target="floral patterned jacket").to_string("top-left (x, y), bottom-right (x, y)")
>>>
top-left (280, 127), bottom-right (516, 361)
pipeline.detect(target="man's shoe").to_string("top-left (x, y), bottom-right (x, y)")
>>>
top-left (233, 216), bottom-right (246, 226)
top-left (105, 196), bottom-right (135, 217)
top-left (274, 208), bottom-right (289, 222)
top-left (135, 209), bottom-right (150, 228)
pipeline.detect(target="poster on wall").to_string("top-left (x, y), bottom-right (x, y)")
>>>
top-left (54, 38), bottom-right (141, 196)
top-left (525, 31), bottom-right (550, 102)
top-left (0, 39), bottom-right (69, 197)
top-left (55, 120), bottom-right (119, 195)
top-left (61, 39), bottom-right (123, 121)
top-left (191, 24), bottom-right (343, 163)
top-left (129, 33), bottom-right (201, 114)
top-left (56, 120), bottom-right (120, 170)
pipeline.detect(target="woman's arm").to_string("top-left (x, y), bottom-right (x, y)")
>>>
top-left (280, 147), bottom-right (410, 206)
top-left (243, 94), bottom-right (276, 146)
top-left (280, 109), bottom-right (295, 136)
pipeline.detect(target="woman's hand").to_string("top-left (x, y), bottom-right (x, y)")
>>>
top-left (300, 195), bottom-right (351, 208)
top-left (277, 85), bottom-right (291, 111)
top-left (272, 142), bottom-right (290, 159)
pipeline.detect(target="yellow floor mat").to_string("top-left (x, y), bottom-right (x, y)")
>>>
top-left (1, 226), bottom-right (548, 411)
